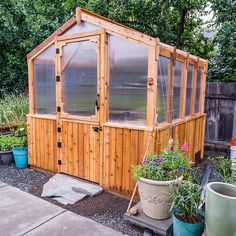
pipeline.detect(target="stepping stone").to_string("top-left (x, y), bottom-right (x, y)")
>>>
top-left (0, 181), bottom-right (7, 187)
top-left (42, 174), bottom-right (103, 205)
top-left (0, 186), bottom-right (64, 236)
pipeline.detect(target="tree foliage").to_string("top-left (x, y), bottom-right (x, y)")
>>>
top-left (0, 0), bottom-right (233, 94)
top-left (208, 0), bottom-right (236, 81)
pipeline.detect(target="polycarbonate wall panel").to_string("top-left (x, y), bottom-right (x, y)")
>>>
top-left (173, 61), bottom-right (183, 120)
top-left (109, 35), bottom-right (148, 125)
top-left (63, 22), bottom-right (101, 35)
top-left (34, 44), bottom-right (56, 114)
top-left (185, 64), bottom-right (194, 116)
top-left (195, 68), bottom-right (202, 113)
top-left (157, 56), bottom-right (170, 123)
top-left (62, 40), bottom-right (97, 116)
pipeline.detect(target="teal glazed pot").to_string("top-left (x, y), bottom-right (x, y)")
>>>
top-left (173, 209), bottom-right (204, 236)
top-left (206, 182), bottom-right (236, 236)
top-left (13, 147), bottom-right (28, 168)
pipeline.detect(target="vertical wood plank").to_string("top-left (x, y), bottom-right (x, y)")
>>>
top-left (122, 129), bottom-right (131, 193)
top-left (83, 124), bottom-right (90, 180)
top-left (115, 128), bottom-right (123, 192)
top-left (78, 123), bottom-right (84, 178)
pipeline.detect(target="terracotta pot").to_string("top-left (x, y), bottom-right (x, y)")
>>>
top-left (206, 182), bottom-right (236, 236)
top-left (138, 177), bottom-right (182, 220)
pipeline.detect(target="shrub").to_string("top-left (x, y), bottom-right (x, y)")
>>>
top-left (0, 93), bottom-right (29, 127)
top-left (210, 157), bottom-right (236, 185)
top-left (132, 141), bottom-right (192, 181)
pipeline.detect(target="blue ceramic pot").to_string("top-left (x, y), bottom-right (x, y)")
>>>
top-left (13, 147), bottom-right (28, 168)
top-left (173, 209), bottom-right (204, 236)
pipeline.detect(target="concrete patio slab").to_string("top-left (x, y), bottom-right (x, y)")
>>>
top-left (0, 181), bottom-right (7, 187)
top-left (26, 211), bottom-right (125, 236)
top-left (0, 186), bottom-right (64, 236)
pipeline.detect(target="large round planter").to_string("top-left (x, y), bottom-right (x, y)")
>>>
top-left (173, 209), bottom-right (204, 236)
top-left (0, 150), bottom-right (14, 165)
top-left (206, 182), bottom-right (236, 236)
top-left (13, 147), bottom-right (28, 169)
top-left (138, 177), bottom-right (182, 220)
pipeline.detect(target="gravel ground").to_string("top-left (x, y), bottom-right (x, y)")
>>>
top-left (192, 158), bottom-right (224, 185)
top-left (0, 165), bottom-right (143, 236)
top-left (0, 165), bottom-right (51, 191)
top-left (1, 158), bottom-right (226, 236)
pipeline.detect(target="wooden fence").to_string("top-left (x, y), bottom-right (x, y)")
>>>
top-left (204, 82), bottom-right (236, 157)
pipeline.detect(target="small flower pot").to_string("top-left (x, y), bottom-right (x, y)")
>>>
top-left (13, 147), bottom-right (28, 169)
top-left (206, 182), bottom-right (236, 236)
top-left (138, 177), bottom-right (182, 220)
top-left (173, 209), bottom-right (204, 236)
top-left (0, 150), bottom-right (14, 165)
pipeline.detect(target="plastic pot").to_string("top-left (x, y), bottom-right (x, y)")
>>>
top-left (13, 147), bottom-right (28, 168)
top-left (206, 182), bottom-right (236, 236)
top-left (138, 177), bottom-right (182, 220)
top-left (0, 150), bottom-right (14, 165)
top-left (172, 209), bottom-right (204, 236)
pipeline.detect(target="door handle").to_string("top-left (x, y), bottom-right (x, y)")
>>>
top-left (92, 127), bottom-right (102, 132)
top-left (95, 94), bottom-right (100, 111)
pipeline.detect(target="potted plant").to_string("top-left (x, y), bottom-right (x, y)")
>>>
top-left (12, 124), bottom-right (28, 168)
top-left (0, 135), bottom-right (21, 165)
top-left (171, 180), bottom-right (204, 236)
top-left (132, 140), bottom-right (191, 220)
top-left (206, 182), bottom-right (236, 236)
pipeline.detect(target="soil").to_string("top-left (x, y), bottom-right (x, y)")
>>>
top-left (175, 212), bottom-right (204, 224)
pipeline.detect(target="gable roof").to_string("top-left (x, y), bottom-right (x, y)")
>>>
top-left (27, 7), bottom-right (157, 60)
top-left (27, 7), bottom-right (207, 67)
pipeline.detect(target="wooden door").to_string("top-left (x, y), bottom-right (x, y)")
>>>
top-left (56, 33), bottom-right (102, 183)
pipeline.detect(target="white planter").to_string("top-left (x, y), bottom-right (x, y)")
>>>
top-left (138, 177), bottom-right (182, 220)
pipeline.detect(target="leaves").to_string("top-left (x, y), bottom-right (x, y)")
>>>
top-left (132, 143), bottom-right (192, 181)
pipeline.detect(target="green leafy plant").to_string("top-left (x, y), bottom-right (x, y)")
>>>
top-left (171, 180), bottom-right (204, 224)
top-left (0, 93), bottom-right (29, 127)
top-left (0, 135), bottom-right (22, 151)
top-left (12, 124), bottom-right (28, 148)
top-left (133, 141), bottom-right (192, 181)
top-left (210, 157), bottom-right (236, 185)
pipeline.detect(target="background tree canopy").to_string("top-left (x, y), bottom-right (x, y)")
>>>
top-left (0, 0), bottom-right (235, 94)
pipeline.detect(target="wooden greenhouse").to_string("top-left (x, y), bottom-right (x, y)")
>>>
top-left (27, 8), bottom-right (208, 195)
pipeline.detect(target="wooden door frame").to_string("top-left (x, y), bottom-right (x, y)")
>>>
top-left (55, 30), bottom-right (106, 181)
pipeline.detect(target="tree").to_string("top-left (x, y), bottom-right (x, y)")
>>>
top-left (208, 0), bottom-right (236, 81)
top-left (0, 0), bottom-right (216, 94)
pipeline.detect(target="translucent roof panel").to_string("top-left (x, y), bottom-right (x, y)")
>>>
top-left (34, 44), bottom-right (56, 115)
top-left (63, 21), bottom-right (101, 35)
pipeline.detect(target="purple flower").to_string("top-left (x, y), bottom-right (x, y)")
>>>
top-left (173, 156), bottom-right (178, 161)
top-left (178, 167), bottom-right (184, 172)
